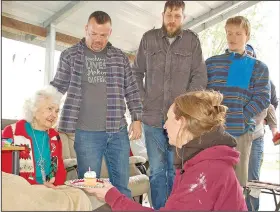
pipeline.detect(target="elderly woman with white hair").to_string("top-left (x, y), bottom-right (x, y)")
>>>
top-left (2, 86), bottom-right (66, 188)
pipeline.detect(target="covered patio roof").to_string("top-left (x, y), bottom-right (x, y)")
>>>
top-left (2, 1), bottom-right (261, 83)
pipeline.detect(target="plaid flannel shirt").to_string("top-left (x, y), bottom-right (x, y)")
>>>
top-left (50, 38), bottom-right (142, 133)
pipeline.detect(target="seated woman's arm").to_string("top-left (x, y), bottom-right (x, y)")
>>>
top-left (2, 125), bottom-right (14, 174)
top-left (2, 125), bottom-right (36, 185)
top-left (53, 135), bottom-right (67, 186)
top-left (2, 124), bottom-right (13, 140)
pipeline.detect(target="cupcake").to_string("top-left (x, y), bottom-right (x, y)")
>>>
top-left (84, 168), bottom-right (97, 186)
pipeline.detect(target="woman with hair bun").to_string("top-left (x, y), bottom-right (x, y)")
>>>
top-left (84, 90), bottom-right (247, 211)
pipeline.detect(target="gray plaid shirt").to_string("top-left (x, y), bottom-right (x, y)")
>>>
top-left (50, 38), bottom-right (142, 133)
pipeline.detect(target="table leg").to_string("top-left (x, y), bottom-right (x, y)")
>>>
top-left (272, 189), bottom-right (280, 211)
top-left (276, 201), bottom-right (280, 211)
top-left (12, 150), bottom-right (20, 175)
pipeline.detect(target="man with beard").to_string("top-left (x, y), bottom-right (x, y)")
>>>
top-left (131, 1), bottom-right (207, 209)
top-left (50, 11), bottom-right (143, 198)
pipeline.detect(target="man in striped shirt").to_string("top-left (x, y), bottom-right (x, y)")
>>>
top-left (206, 16), bottom-right (270, 187)
top-left (50, 11), bottom-right (142, 198)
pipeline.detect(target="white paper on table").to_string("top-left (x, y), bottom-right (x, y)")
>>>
top-left (249, 188), bottom-right (262, 198)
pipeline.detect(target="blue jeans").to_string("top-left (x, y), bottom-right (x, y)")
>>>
top-left (246, 136), bottom-right (264, 211)
top-left (74, 126), bottom-right (131, 198)
top-left (144, 123), bottom-right (175, 209)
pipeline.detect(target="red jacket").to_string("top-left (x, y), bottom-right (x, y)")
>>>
top-left (105, 135), bottom-right (247, 211)
top-left (2, 120), bottom-right (66, 185)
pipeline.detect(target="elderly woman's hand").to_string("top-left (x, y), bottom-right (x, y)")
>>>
top-left (44, 181), bottom-right (56, 189)
top-left (84, 182), bottom-right (114, 202)
top-left (44, 177), bottom-right (56, 189)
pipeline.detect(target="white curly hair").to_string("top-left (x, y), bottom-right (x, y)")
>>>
top-left (22, 85), bottom-right (63, 123)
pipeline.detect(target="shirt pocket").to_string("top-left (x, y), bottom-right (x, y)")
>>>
top-left (145, 49), bottom-right (165, 98)
top-left (171, 50), bottom-right (192, 92)
top-left (146, 49), bottom-right (165, 71)
top-left (173, 50), bottom-right (192, 72)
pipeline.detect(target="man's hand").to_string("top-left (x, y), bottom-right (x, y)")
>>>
top-left (273, 132), bottom-right (280, 145)
top-left (129, 121), bottom-right (142, 141)
top-left (272, 128), bottom-right (278, 137)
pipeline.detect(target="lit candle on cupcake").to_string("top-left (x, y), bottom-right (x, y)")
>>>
top-left (84, 167), bottom-right (97, 186)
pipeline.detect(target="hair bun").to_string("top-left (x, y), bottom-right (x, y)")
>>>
top-left (214, 105), bottom-right (227, 113)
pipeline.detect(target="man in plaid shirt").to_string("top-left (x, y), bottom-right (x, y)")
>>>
top-left (50, 11), bottom-right (142, 198)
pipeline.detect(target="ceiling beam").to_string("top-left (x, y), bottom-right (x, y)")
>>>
top-left (2, 29), bottom-right (136, 59)
top-left (2, 11), bottom-right (42, 27)
top-left (192, 1), bottom-right (261, 33)
top-left (196, 1), bottom-right (212, 10)
top-left (183, 1), bottom-right (243, 30)
top-left (42, 1), bottom-right (87, 28)
top-left (2, 16), bottom-right (81, 46)
top-left (56, 32), bottom-right (81, 45)
top-left (2, 15), bottom-right (46, 37)
top-left (121, 1), bottom-right (161, 20)
top-left (2, 30), bottom-right (68, 52)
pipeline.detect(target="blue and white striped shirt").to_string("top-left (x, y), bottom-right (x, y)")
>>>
top-left (206, 51), bottom-right (270, 137)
